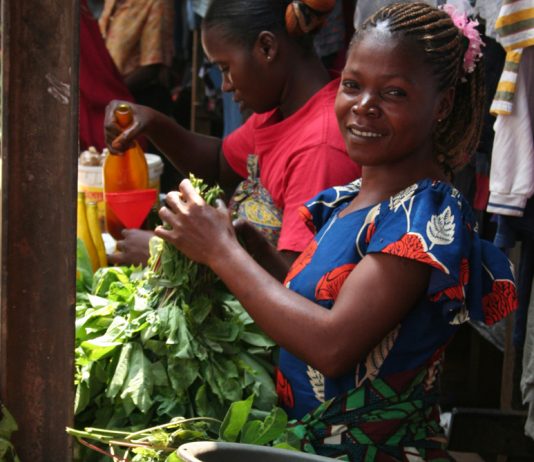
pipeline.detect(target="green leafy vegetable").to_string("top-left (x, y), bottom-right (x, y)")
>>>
top-left (74, 176), bottom-right (278, 456)
top-left (67, 396), bottom-right (297, 462)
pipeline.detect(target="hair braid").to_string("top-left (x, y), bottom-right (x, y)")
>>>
top-left (354, 2), bottom-right (485, 173)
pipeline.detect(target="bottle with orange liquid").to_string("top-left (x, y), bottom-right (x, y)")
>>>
top-left (103, 103), bottom-right (149, 240)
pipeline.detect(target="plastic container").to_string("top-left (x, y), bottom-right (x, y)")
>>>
top-left (78, 153), bottom-right (164, 227)
top-left (177, 442), bottom-right (334, 462)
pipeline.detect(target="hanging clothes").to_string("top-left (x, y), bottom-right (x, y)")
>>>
top-left (487, 48), bottom-right (534, 218)
top-left (487, 0), bottom-right (534, 218)
top-left (474, 0), bottom-right (503, 40)
top-left (489, 0), bottom-right (534, 117)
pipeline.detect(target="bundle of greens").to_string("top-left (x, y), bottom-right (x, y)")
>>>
top-left (68, 394), bottom-right (298, 462)
top-left (75, 177), bottom-right (277, 435)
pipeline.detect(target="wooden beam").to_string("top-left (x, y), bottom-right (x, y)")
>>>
top-left (0, 1), bottom-right (79, 460)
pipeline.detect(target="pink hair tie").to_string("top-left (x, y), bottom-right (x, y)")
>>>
top-left (442, 3), bottom-right (484, 74)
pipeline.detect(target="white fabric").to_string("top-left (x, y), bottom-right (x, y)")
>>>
top-left (474, 0), bottom-right (503, 40)
top-left (487, 47), bottom-right (534, 217)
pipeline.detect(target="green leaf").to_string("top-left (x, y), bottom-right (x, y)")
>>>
top-left (238, 353), bottom-right (277, 411)
top-left (241, 327), bottom-right (276, 348)
top-left (93, 266), bottom-right (131, 296)
top-left (151, 361), bottom-right (169, 387)
top-left (240, 420), bottom-right (262, 444)
top-left (106, 343), bottom-right (133, 399)
top-left (219, 394), bottom-right (254, 442)
top-left (0, 437), bottom-right (20, 462)
top-left (167, 358), bottom-right (199, 394)
top-left (165, 452), bottom-right (182, 462)
top-left (203, 318), bottom-right (240, 343)
top-left (76, 238), bottom-right (93, 290)
top-left (0, 405), bottom-right (18, 439)
top-left (273, 442), bottom-right (300, 451)
top-left (189, 295), bottom-right (213, 324)
top-left (244, 407), bottom-right (288, 446)
top-left (74, 381), bottom-right (90, 415)
top-left (80, 339), bottom-right (120, 362)
top-left (119, 343), bottom-right (154, 413)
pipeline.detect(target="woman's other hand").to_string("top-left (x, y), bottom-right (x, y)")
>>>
top-left (107, 228), bottom-right (154, 267)
top-left (155, 179), bottom-right (237, 266)
top-left (233, 218), bottom-right (297, 281)
top-left (104, 100), bottom-right (156, 153)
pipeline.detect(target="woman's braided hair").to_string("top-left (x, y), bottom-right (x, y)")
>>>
top-left (356, 2), bottom-right (485, 173)
top-left (203, 0), bottom-right (335, 53)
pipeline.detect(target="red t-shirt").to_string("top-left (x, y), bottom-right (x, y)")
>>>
top-left (222, 79), bottom-right (361, 253)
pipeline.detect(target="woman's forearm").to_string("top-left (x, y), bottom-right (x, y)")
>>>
top-left (145, 111), bottom-right (224, 185)
top-left (209, 241), bottom-right (332, 368)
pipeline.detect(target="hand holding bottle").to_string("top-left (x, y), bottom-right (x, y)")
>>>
top-left (104, 100), bottom-right (157, 154)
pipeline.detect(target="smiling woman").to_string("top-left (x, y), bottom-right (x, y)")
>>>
top-left (153, 3), bottom-right (517, 461)
top-left (104, 0), bottom-right (361, 272)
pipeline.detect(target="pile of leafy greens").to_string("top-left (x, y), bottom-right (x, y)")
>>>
top-left (68, 394), bottom-right (299, 462)
top-left (74, 178), bottom-right (278, 438)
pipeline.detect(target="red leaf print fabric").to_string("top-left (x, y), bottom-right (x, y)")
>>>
top-left (430, 258), bottom-right (470, 302)
top-left (284, 239), bottom-right (318, 285)
top-left (382, 232), bottom-right (448, 274)
top-left (482, 279), bottom-right (518, 325)
top-left (275, 367), bottom-right (294, 409)
top-left (299, 205), bottom-right (316, 234)
top-left (366, 221), bottom-right (377, 244)
top-left (315, 264), bottom-right (357, 301)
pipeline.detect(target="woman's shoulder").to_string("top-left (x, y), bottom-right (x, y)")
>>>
top-left (386, 179), bottom-right (474, 221)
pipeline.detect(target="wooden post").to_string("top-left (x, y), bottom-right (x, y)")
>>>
top-left (0, 1), bottom-right (79, 461)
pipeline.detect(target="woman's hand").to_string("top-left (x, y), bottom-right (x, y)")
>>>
top-left (155, 179), bottom-right (238, 266)
top-left (107, 229), bottom-right (154, 267)
top-left (104, 100), bottom-right (157, 153)
top-left (233, 218), bottom-right (297, 281)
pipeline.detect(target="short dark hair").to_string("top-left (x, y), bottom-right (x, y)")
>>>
top-left (203, 0), bottom-right (335, 52)
top-left (354, 2), bottom-right (485, 173)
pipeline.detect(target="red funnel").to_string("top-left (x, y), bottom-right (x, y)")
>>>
top-left (105, 189), bottom-right (157, 229)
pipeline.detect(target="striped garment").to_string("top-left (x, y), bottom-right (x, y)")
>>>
top-left (490, 0), bottom-right (534, 115)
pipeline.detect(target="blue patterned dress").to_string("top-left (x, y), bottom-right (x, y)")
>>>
top-left (276, 179), bottom-right (517, 461)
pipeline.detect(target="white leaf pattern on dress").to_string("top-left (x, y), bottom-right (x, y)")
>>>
top-left (307, 366), bottom-right (325, 403)
top-left (427, 206), bottom-right (455, 250)
top-left (389, 184), bottom-right (418, 212)
top-left (450, 304), bottom-right (470, 325)
top-left (355, 325), bottom-right (400, 387)
top-left (355, 204), bottom-right (381, 258)
top-left (306, 180), bottom-right (361, 209)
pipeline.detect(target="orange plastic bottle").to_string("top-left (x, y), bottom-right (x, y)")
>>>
top-left (103, 103), bottom-right (149, 240)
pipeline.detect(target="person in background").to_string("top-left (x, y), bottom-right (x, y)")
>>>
top-left (80, 0), bottom-right (134, 151)
top-left (105, 0), bottom-right (361, 271)
top-left (99, 0), bottom-right (179, 192)
top-left (154, 2), bottom-right (517, 459)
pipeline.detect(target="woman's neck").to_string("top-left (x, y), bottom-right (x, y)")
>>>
top-left (352, 161), bottom-right (447, 210)
top-left (277, 55), bottom-right (331, 119)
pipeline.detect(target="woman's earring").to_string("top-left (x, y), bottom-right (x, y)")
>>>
top-left (266, 56), bottom-right (272, 61)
